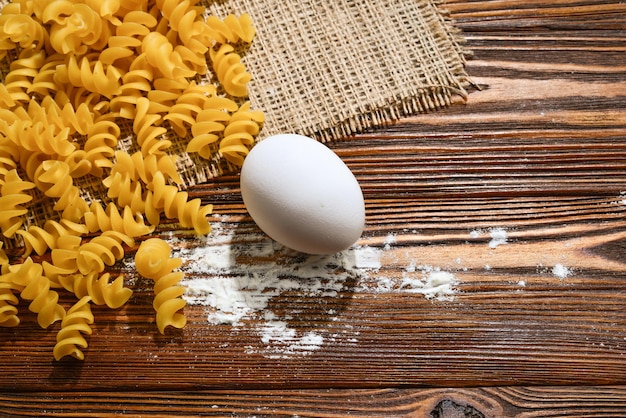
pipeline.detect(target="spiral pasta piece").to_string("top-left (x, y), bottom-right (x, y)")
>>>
top-left (34, 160), bottom-right (89, 222)
top-left (134, 97), bottom-right (171, 156)
top-left (59, 272), bottom-right (132, 309)
top-left (205, 14), bottom-right (256, 45)
top-left (0, 136), bottom-right (20, 177)
top-left (84, 201), bottom-right (154, 237)
top-left (0, 169), bottom-right (35, 238)
top-left (109, 53), bottom-right (154, 118)
top-left (43, 2), bottom-right (109, 55)
top-left (209, 44), bottom-right (251, 97)
top-left (141, 31), bottom-right (194, 80)
top-left (110, 150), bottom-right (181, 186)
top-left (5, 257), bottom-right (66, 329)
top-left (3, 119), bottom-right (76, 158)
top-left (135, 238), bottom-right (186, 333)
top-left (0, 11), bottom-right (46, 59)
top-left (75, 230), bottom-right (134, 275)
top-left (99, 11), bottom-right (157, 66)
top-left (163, 81), bottom-right (214, 138)
top-left (3, 48), bottom-right (46, 105)
top-left (53, 296), bottom-right (94, 361)
top-left (102, 171), bottom-right (147, 214)
top-left (219, 101), bottom-right (264, 166)
top-left (0, 280), bottom-right (20, 327)
top-left (186, 102), bottom-right (233, 159)
top-left (17, 218), bottom-right (89, 257)
top-left (28, 53), bottom-right (64, 98)
top-left (56, 54), bottom-right (122, 98)
top-left (84, 114), bottom-right (119, 176)
top-left (145, 171), bottom-right (212, 234)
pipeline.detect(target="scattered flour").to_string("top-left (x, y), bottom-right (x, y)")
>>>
top-left (488, 227), bottom-right (508, 248)
top-left (552, 263), bottom-right (571, 279)
top-left (469, 227), bottom-right (508, 248)
top-left (170, 218), bottom-right (459, 358)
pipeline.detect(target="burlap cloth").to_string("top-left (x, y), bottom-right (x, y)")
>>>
top-left (210, 0), bottom-right (471, 142)
top-left (1, 0), bottom-right (470, 248)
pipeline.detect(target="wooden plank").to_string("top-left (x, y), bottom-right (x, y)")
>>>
top-left (2, 386), bottom-right (626, 417)
top-left (2, 0), bottom-right (626, 413)
top-left (3, 204), bottom-right (626, 390)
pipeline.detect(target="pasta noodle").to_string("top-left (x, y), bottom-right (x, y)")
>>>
top-left (135, 238), bottom-right (186, 334)
top-left (84, 202), bottom-right (154, 237)
top-left (210, 44), bottom-right (251, 98)
top-left (59, 272), bottom-right (132, 309)
top-left (0, 169), bottom-right (35, 238)
top-left (0, 0), bottom-right (264, 360)
top-left (53, 296), bottom-right (94, 361)
top-left (3, 257), bottom-right (66, 329)
top-left (205, 14), bottom-right (256, 45)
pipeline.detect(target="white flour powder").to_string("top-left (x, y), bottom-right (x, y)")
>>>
top-left (148, 216), bottom-right (460, 358)
top-left (470, 227), bottom-right (509, 248)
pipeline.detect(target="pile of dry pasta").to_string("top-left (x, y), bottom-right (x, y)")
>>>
top-left (0, 0), bottom-right (264, 360)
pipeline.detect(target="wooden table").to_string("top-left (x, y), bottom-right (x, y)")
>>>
top-left (3, 1), bottom-right (626, 416)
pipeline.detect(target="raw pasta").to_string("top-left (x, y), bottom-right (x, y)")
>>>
top-left (0, 0), bottom-right (264, 360)
top-left (53, 296), bottom-right (94, 361)
top-left (135, 238), bottom-right (186, 334)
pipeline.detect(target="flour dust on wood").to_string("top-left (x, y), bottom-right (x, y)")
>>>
top-left (159, 216), bottom-right (459, 359)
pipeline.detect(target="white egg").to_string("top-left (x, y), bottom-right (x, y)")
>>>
top-left (240, 133), bottom-right (365, 255)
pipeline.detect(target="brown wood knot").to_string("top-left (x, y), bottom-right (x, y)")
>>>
top-left (430, 398), bottom-right (486, 418)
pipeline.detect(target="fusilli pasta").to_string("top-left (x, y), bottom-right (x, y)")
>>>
top-left (135, 238), bottom-right (186, 334)
top-left (0, 0), bottom-right (263, 360)
top-left (53, 296), bottom-right (94, 361)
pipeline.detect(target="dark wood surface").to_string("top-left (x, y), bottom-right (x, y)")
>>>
top-left (3, 1), bottom-right (626, 416)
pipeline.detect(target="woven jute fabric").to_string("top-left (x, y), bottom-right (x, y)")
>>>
top-left (208, 0), bottom-right (471, 141)
top-left (0, 0), bottom-right (469, 249)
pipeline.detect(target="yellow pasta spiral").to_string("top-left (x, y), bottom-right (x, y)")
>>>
top-left (34, 160), bottom-right (89, 222)
top-left (155, 0), bottom-right (197, 30)
top-left (84, 114), bottom-right (119, 176)
top-left (209, 44), bottom-right (251, 97)
top-left (5, 257), bottom-right (66, 329)
top-left (110, 150), bottom-right (181, 186)
top-left (220, 101), bottom-right (264, 166)
top-left (135, 238), bottom-right (186, 334)
top-left (0, 169), bottom-right (35, 238)
top-left (163, 81), bottom-right (215, 138)
top-left (59, 272), bottom-right (132, 309)
top-left (100, 10), bottom-right (157, 66)
top-left (186, 98), bottom-right (235, 159)
top-left (75, 230), bottom-right (134, 275)
top-left (145, 171), bottom-right (213, 235)
top-left (205, 14), bottom-right (256, 45)
top-left (43, 2), bottom-right (109, 55)
top-left (0, 280), bottom-right (19, 327)
top-left (55, 54), bottom-right (122, 98)
top-left (0, 11), bottom-right (46, 59)
top-left (28, 53), bottom-right (64, 97)
top-left (84, 201), bottom-right (154, 237)
top-left (110, 54), bottom-right (154, 118)
top-left (141, 31), bottom-right (194, 80)
top-left (3, 49), bottom-right (46, 105)
top-left (133, 97), bottom-right (171, 156)
top-left (17, 218), bottom-right (89, 257)
top-left (102, 171), bottom-right (146, 214)
top-left (53, 296), bottom-right (94, 361)
top-left (0, 139), bottom-right (19, 176)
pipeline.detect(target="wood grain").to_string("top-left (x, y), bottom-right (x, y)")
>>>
top-left (3, 0), bottom-right (626, 414)
top-left (2, 387), bottom-right (626, 417)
